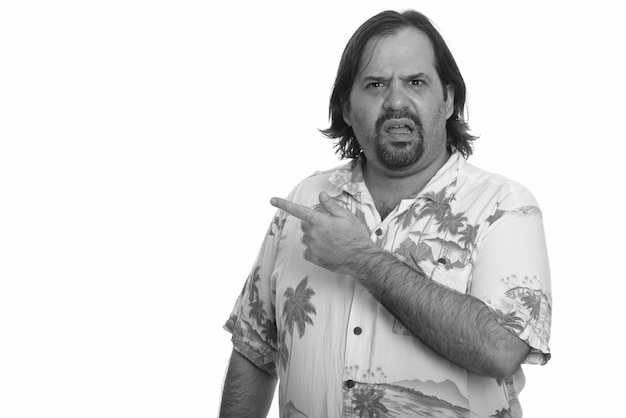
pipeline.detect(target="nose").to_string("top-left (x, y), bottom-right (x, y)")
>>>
top-left (383, 81), bottom-right (410, 111)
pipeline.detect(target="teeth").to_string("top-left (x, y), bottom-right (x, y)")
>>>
top-left (387, 126), bottom-right (411, 134)
top-left (384, 120), bottom-right (412, 134)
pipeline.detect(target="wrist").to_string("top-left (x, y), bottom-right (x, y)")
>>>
top-left (344, 243), bottom-right (393, 278)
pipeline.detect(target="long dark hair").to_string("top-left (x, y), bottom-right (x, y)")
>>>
top-left (320, 10), bottom-right (476, 159)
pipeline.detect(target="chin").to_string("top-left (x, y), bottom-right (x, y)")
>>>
top-left (376, 143), bottom-right (424, 171)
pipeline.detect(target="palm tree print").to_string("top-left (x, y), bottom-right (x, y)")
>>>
top-left (411, 186), bottom-right (456, 251)
top-left (430, 208), bottom-right (468, 279)
top-left (281, 277), bottom-right (316, 400)
top-left (352, 387), bottom-right (389, 418)
top-left (490, 308), bottom-right (525, 334)
top-left (506, 287), bottom-right (545, 321)
top-left (436, 207), bottom-right (467, 234)
top-left (458, 223), bottom-right (479, 250)
top-left (499, 280), bottom-right (552, 348)
top-left (248, 298), bottom-right (266, 326)
top-left (247, 266), bottom-right (261, 304)
top-left (519, 290), bottom-right (542, 321)
top-left (261, 318), bottom-right (277, 346)
top-left (390, 204), bottom-right (423, 247)
top-left (282, 276), bottom-right (316, 338)
top-left (395, 205), bottom-right (419, 230)
top-left (417, 188), bottom-right (453, 226)
top-left (389, 185), bottom-right (456, 250)
top-left (457, 222), bottom-right (479, 265)
top-left (246, 265), bottom-right (269, 330)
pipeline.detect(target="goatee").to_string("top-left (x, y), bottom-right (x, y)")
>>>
top-left (374, 110), bottom-right (425, 171)
top-left (374, 138), bottom-right (424, 171)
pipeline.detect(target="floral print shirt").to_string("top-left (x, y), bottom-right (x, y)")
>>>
top-left (224, 152), bottom-right (552, 418)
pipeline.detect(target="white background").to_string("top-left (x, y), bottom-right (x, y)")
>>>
top-left (1, 0), bottom-right (624, 416)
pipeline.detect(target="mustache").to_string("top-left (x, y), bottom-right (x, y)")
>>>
top-left (375, 110), bottom-right (422, 132)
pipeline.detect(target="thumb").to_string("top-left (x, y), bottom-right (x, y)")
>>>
top-left (319, 191), bottom-right (349, 217)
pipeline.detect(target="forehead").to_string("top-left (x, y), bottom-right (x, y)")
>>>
top-left (356, 27), bottom-right (437, 77)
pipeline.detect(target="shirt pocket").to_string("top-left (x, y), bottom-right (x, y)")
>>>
top-left (424, 259), bottom-right (472, 294)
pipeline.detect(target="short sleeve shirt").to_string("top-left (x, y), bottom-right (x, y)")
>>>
top-left (224, 152), bottom-right (552, 418)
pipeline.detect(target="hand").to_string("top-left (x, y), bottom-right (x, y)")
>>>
top-left (270, 191), bottom-right (374, 275)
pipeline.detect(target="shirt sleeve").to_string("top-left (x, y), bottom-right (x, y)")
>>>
top-left (469, 194), bottom-right (552, 366)
top-left (223, 211), bottom-right (286, 378)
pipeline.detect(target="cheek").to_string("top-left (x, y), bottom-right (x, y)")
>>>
top-left (349, 105), bottom-right (378, 132)
top-left (423, 102), bottom-right (449, 130)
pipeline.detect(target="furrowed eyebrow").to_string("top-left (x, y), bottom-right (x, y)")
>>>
top-left (360, 75), bottom-right (388, 83)
top-left (359, 73), bottom-right (434, 82)
top-left (403, 73), bottom-right (431, 81)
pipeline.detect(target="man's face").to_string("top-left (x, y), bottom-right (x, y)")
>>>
top-left (343, 27), bottom-right (454, 177)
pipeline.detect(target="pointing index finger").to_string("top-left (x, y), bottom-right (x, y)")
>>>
top-left (270, 197), bottom-right (317, 222)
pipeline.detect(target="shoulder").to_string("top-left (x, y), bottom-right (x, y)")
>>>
top-left (286, 162), bottom-right (352, 205)
top-left (456, 160), bottom-right (540, 211)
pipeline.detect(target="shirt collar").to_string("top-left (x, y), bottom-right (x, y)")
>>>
top-left (328, 152), bottom-right (465, 204)
top-left (328, 160), bottom-right (368, 201)
top-left (417, 151), bottom-right (464, 203)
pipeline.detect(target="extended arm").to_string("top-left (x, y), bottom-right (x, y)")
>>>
top-left (219, 349), bottom-right (277, 418)
top-left (346, 245), bottom-right (529, 378)
top-left (271, 192), bottom-right (529, 379)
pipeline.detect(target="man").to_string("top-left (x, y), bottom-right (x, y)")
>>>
top-left (221, 9), bottom-right (551, 418)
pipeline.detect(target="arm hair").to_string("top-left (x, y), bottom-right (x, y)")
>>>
top-left (219, 349), bottom-right (277, 418)
top-left (349, 247), bottom-right (529, 379)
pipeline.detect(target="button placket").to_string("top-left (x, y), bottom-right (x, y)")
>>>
top-left (343, 283), bottom-right (369, 395)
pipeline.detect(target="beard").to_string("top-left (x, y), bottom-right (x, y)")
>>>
top-left (374, 138), bottom-right (424, 171)
top-left (373, 110), bottom-right (425, 171)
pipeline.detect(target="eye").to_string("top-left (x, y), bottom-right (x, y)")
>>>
top-left (409, 79), bottom-right (424, 86)
top-left (367, 81), bottom-right (384, 88)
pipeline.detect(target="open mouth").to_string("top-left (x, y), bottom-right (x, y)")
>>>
top-left (386, 124), bottom-right (412, 134)
top-left (382, 119), bottom-right (416, 136)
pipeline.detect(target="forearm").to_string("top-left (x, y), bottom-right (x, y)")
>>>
top-left (220, 349), bottom-right (277, 418)
top-left (349, 247), bottom-right (529, 379)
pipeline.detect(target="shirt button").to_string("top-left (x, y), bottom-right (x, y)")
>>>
top-left (375, 228), bottom-right (383, 236)
top-left (353, 326), bottom-right (362, 335)
top-left (345, 379), bottom-right (355, 389)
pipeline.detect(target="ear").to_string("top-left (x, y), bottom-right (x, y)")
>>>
top-left (341, 99), bottom-right (353, 127)
top-left (444, 85), bottom-right (455, 120)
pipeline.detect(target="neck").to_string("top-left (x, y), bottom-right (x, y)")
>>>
top-left (362, 150), bottom-right (450, 220)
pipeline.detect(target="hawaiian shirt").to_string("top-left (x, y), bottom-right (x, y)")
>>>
top-left (224, 152), bottom-right (552, 418)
